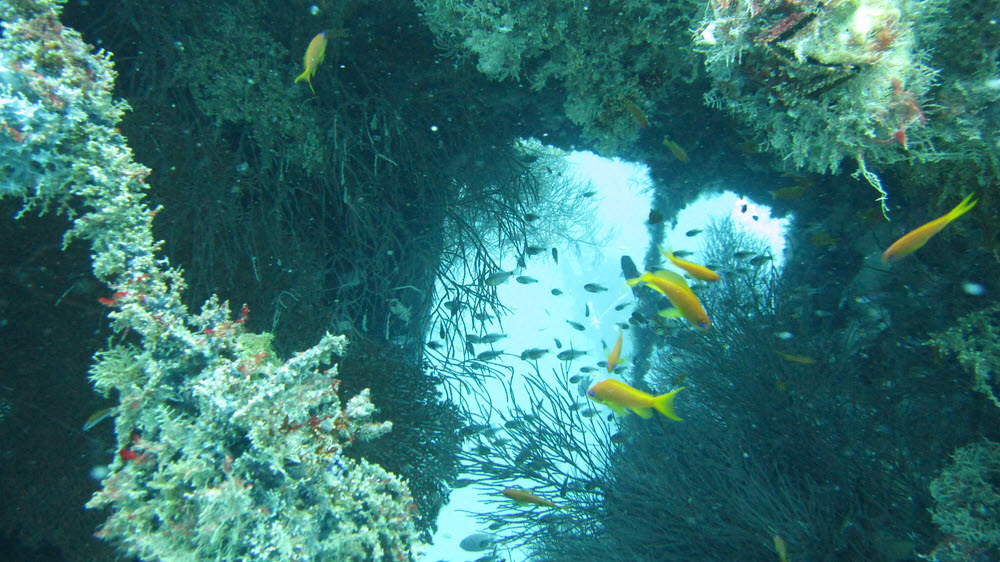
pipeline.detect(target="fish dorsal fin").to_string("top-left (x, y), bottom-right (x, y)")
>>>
top-left (653, 269), bottom-right (688, 287)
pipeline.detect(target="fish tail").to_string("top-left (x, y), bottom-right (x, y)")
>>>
top-left (945, 193), bottom-right (977, 224)
top-left (652, 387), bottom-right (684, 421)
top-left (294, 70), bottom-right (308, 84)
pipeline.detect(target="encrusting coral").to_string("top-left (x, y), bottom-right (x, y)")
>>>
top-left (0, 0), bottom-right (421, 559)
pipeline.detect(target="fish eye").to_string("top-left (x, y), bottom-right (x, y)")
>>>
top-left (587, 390), bottom-right (594, 397)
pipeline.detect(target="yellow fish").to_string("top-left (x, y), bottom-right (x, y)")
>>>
top-left (659, 245), bottom-right (720, 282)
top-left (587, 379), bottom-right (683, 420)
top-left (606, 329), bottom-right (623, 373)
top-left (774, 535), bottom-right (789, 562)
top-left (881, 193), bottom-right (977, 263)
top-left (627, 270), bottom-right (711, 329)
top-left (776, 351), bottom-right (816, 365)
top-left (663, 139), bottom-right (689, 162)
top-left (501, 488), bottom-right (561, 508)
top-left (295, 31), bottom-right (328, 93)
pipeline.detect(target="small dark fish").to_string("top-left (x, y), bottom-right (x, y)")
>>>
top-left (472, 312), bottom-right (494, 322)
top-left (520, 348), bottom-right (548, 360)
top-left (629, 311), bottom-right (648, 325)
top-left (466, 334), bottom-right (482, 344)
top-left (514, 448), bottom-right (534, 465)
top-left (488, 521), bottom-right (504, 531)
top-left (465, 342), bottom-right (475, 355)
top-left (460, 532), bottom-right (497, 552)
top-left (583, 190), bottom-right (597, 197)
top-left (517, 255), bottom-right (526, 268)
top-left (585, 303), bottom-right (590, 317)
top-left (552, 247), bottom-right (559, 264)
top-left (477, 350), bottom-right (504, 361)
top-left (671, 250), bottom-right (694, 258)
top-left (584, 283), bottom-right (607, 293)
top-left (621, 255), bottom-right (640, 281)
top-left (733, 251), bottom-right (756, 259)
top-left (579, 366), bottom-right (598, 373)
top-left (557, 349), bottom-right (588, 361)
top-left (568, 402), bottom-right (584, 411)
top-left (516, 275), bottom-right (539, 284)
top-left (566, 320), bottom-right (586, 331)
top-left (426, 340), bottom-right (442, 350)
top-left (453, 478), bottom-right (476, 488)
top-left (554, 337), bottom-right (562, 349)
top-left (504, 419), bottom-right (525, 430)
top-left (752, 215), bottom-right (759, 221)
top-left (569, 374), bottom-right (584, 384)
top-left (525, 245), bottom-right (546, 255)
top-left (647, 209), bottom-right (664, 225)
top-left (439, 325), bottom-right (446, 339)
top-left (614, 302), bottom-right (630, 311)
top-left (685, 228), bottom-right (703, 237)
top-left (484, 271), bottom-right (514, 286)
top-left (458, 423), bottom-right (489, 437)
top-left (525, 213), bottom-right (540, 222)
top-left (472, 445), bottom-right (490, 455)
top-left (444, 299), bottom-right (463, 313)
top-left (741, 204), bottom-right (748, 213)
top-left (749, 255), bottom-right (773, 267)
top-left (480, 333), bottom-right (507, 343)
top-left (580, 408), bottom-right (598, 418)
top-left (610, 432), bottom-right (627, 444)
top-left (551, 288), bottom-right (564, 296)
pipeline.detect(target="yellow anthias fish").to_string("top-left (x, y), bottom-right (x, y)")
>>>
top-left (659, 245), bottom-right (720, 282)
top-left (502, 488), bottom-right (561, 508)
top-left (627, 270), bottom-right (711, 329)
top-left (295, 31), bottom-right (328, 93)
top-left (881, 193), bottom-right (977, 263)
top-left (774, 535), bottom-right (789, 562)
top-left (663, 138), bottom-right (689, 162)
top-left (587, 379), bottom-right (683, 421)
top-left (606, 329), bottom-right (623, 373)
top-left (776, 350), bottom-right (816, 365)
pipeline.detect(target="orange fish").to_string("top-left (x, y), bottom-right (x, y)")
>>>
top-left (502, 488), bottom-right (561, 508)
top-left (659, 245), bottom-right (720, 282)
top-left (295, 32), bottom-right (328, 93)
top-left (587, 379), bottom-right (683, 420)
top-left (606, 329), bottom-right (623, 373)
top-left (881, 194), bottom-right (977, 263)
top-left (627, 270), bottom-right (711, 329)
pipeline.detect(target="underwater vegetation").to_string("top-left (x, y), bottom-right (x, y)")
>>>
top-left (3, 0), bottom-right (1000, 560)
top-left (451, 214), bottom-right (1000, 561)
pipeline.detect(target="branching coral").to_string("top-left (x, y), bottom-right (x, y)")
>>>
top-left (928, 303), bottom-right (1000, 409)
top-left (929, 439), bottom-right (1000, 557)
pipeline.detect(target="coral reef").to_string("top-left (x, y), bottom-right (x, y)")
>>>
top-left (416, 0), bottom-right (705, 153)
top-left (696, 0), bottom-right (945, 210)
top-left (929, 439), bottom-right (1000, 559)
top-left (0, 0), bottom-right (420, 559)
top-left (928, 304), bottom-right (1000, 409)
